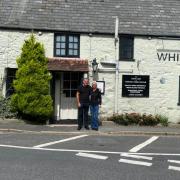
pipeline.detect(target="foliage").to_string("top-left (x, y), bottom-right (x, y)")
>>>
top-left (107, 113), bottom-right (169, 126)
top-left (155, 114), bottom-right (169, 127)
top-left (11, 34), bottom-right (53, 123)
top-left (0, 96), bottom-right (17, 119)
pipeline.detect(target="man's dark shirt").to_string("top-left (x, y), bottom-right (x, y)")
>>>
top-left (77, 85), bottom-right (92, 104)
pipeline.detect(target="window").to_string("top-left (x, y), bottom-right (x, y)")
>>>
top-left (63, 72), bottom-right (83, 97)
top-left (54, 34), bottom-right (80, 57)
top-left (119, 36), bottom-right (134, 60)
top-left (5, 68), bottom-right (17, 97)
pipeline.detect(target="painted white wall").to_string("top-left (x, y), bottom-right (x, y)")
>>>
top-left (0, 29), bottom-right (53, 78)
top-left (1, 29), bottom-right (180, 122)
top-left (80, 34), bottom-right (180, 123)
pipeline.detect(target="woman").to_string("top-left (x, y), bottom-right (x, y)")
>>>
top-left (90, 81), bottom-right (102, 131)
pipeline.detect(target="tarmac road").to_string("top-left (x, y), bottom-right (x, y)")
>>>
top-left (0, 132), bottom-right (180, 180)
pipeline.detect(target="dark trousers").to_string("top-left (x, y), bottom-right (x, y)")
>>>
top-left (78, 104), bottom-right (89, 128)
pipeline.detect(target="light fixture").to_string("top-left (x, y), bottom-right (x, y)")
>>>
top-left (92, 58), bottom-right (98, 73)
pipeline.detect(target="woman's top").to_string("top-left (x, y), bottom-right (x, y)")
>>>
top-left (90, 88), bottom-right (102, 106)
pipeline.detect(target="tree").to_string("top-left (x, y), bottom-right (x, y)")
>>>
top-left (11, 34), bottom-right (53, 123)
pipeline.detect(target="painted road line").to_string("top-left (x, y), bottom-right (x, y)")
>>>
top-left (168, 160), bottom-right (180, 164)
top-left (129, 136), bottom-right (159, 153)
top-left (76, 152), bottom-right (108, 160)
top-left (2, 144), bottom-right (180, 156)
top-left (33, 134), bottom-right (88, 148)
top-left (119, 159), bottom-right (152, 166)
top-left (168, 166), bottom-right (180, 172)
top-left (121, 153), bottom-right (153, 160)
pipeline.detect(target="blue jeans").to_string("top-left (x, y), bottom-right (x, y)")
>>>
top-left (90, 105), bottom-right (99, 129)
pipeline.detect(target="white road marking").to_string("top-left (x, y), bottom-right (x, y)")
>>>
top-left (168, 160), bottom-right (180, 164)
top-left (1, 144), bottom-right (180, 157)
top-left (121, 153), bottom-right (153, 160)
top-left (119, 158), bottom-right (152, 166)
top-left (33, 134), bottom-right (88, 148)
top-left (129, 136), bottom-right (159, 152)
top-left (76, 152), bottom-right (108, 160)
top-left (168, 166), bottom-right (180, 172)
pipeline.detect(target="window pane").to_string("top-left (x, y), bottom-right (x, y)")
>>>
top-left (56, 43), bottom-right (60, 48)
top-left (60, 49), bottom-right (65, 56)
top-left (56, 49), bottom-right (60, 55)
top-left (74, 50), bottom-right (78, 56)
top-left (71, 72), bottom-right (79, 80)
top-left (63, 81), bottom-right (70, 89)
top-left (69, 49), bottom-right (73, 55)
top-left (63, 72), bottom-right (70, 80)
top-left (61, 36), bottom-right (66, 42)
top-left (69, 43), bottom-right (73, 49)
top-left (74, 36), bottom-right (78, 42)
top-left (56, 36), bottom-right (61, 41)
top-left (61, 43), bottom-right (65, 48)
top-left (69, 36), bottom-right (73, 42)
top-left (74, 43), bottom-right (78, 49)
top-left (71, 81), bottom-right (78, 89)
top-left (71, 90), bottom-right (77, 97)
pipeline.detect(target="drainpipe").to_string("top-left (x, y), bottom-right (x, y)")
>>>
top-left (114, 16), bottom-right (119, 114)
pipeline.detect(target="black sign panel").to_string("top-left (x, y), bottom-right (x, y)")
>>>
top-left (122, 75), bottom-right (149, 97)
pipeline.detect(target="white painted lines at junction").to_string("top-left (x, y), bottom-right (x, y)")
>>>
top-left (129, 136), bottom-right (159, 153)
top-left (76, 152), bottom-right (108, 160)
top-left (121, 153), bottom-right (153, 160)
top-left (119, 159), bottom-right (152, 167)
top-left (168, 159), bottom-right (180, 172)
top-left (118, 137), bottom-right (157, 167)
top-left (168, 166), bottom-right (180, 172)
top-left (119, 154), bottom-right (153, 167)
top-left (33, 134), bottom-right (88, 148)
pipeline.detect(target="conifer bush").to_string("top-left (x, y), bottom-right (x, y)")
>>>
top-left (11, 34), bottom-right (53, 123)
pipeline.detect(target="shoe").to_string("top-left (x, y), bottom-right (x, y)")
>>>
top-left (85, 126), bottom-right (90, 130)
top-left (77, 127), bottom-right (82, 130)
top-left (92, 128), bottom-right (98, 131)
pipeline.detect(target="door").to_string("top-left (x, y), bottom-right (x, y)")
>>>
top-left (60, 72), bottom-right (83, 120)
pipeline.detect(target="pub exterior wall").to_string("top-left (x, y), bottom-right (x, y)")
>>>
top-left (0, 29), bottom-right (180, 122)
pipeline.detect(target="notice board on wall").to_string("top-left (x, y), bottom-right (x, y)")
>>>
top-left (122, 75), bottom-right (149, 97)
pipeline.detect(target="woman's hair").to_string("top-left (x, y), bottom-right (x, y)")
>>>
top-left (92, 81), bottom-right (97, 86)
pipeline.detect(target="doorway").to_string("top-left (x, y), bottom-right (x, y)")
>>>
top-left (59, 72), bottom-right (83, 120)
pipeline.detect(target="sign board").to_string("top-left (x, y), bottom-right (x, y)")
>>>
top-left (122, 75), bottom-right (149, 97)
top-left (96, 81), bottom-right (105, 95)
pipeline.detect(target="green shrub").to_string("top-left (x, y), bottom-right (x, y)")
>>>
top-left (107, 113), bottom-right (169, 126)
top-left (125, 113), bottom-right (141, 125)
top-left (155, 114), bottom-right (169, 127)
top-left (107, 114), bottom-right (129, 126)
top-left (11, 34), bottom-right (53, 123)
top-left (140, 114), bottom-right (159, 126)
top-left (0, 96), bottom-right (17, 119)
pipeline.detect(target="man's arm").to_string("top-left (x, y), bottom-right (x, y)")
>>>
top-left (76, 91), bottom-right (81, 107)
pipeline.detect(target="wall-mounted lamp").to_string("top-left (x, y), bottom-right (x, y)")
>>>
top-left (92, 58), bottom-right (98, 73)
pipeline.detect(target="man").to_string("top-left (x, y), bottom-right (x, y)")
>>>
top-left (76, 78), bottom-right (92, 130)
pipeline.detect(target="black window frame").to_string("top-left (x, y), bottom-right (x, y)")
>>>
top-left (119, 36), bottom-right (134, 61)
top-left (54, 33), bottom-right (80, 58)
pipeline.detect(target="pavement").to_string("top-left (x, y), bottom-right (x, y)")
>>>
top-left (0, 118), bottom-right (180, 136)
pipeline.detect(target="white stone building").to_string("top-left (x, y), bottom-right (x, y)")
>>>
top-left (0, 0), bottom-right (180, 123)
